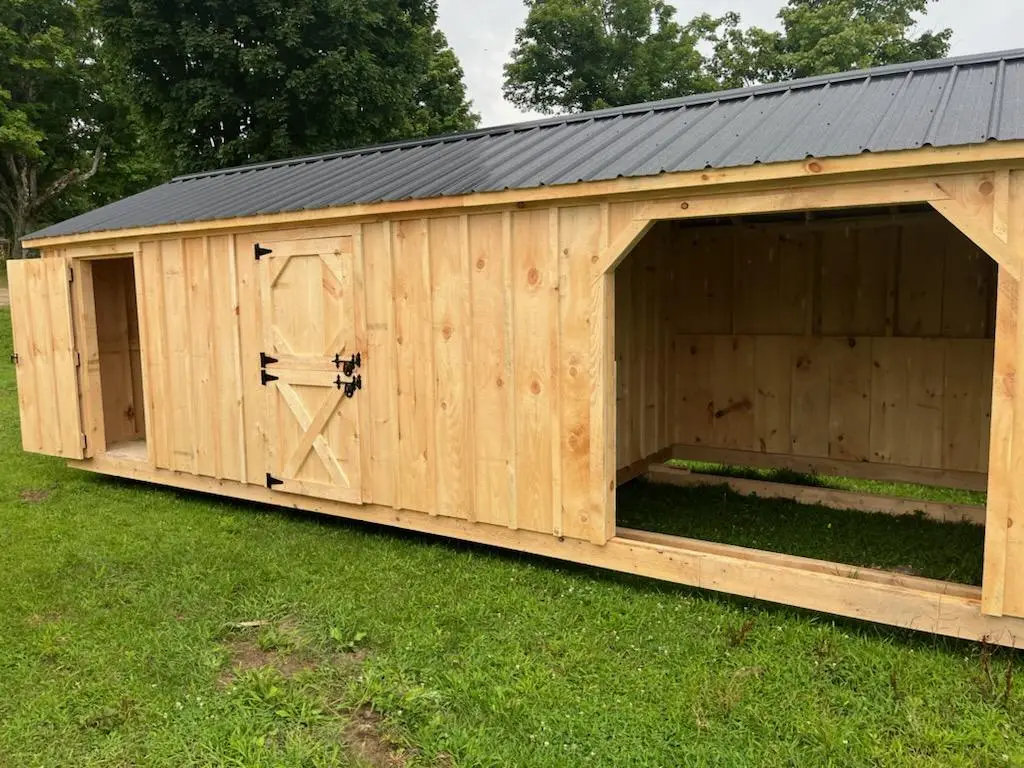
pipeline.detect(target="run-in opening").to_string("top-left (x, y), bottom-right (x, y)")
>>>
top-left (91, 258), bottom-right (147, 460)
top-left (613, 206), bottom-right (994, 586)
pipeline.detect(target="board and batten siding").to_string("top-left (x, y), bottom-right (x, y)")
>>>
top-left (616, 212), bottom-right (998, 482)
top-left (102, 204), bottom-right (633, 544)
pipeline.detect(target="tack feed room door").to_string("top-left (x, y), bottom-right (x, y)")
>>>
top-left (257, 236), bottom-right (365, 504)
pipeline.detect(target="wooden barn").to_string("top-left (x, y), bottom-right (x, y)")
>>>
top-left (12, 50), bottom-right (1024, 645)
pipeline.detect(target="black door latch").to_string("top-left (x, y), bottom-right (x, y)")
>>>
top-left (332, 352), bottom-right (361, 377)
top-left (334, 374), bottom-right (362, 398)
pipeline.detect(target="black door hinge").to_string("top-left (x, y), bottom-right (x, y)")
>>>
top-left (333, 352), bottom-right (362, 376)
top-left (266, 473), bottom-right (284, 489)
top-left (255, 244), bottom-right (273, 260)
top-left (260, 352), bottom-right (279, 385)
top-left (10, 353), bottom-right (19, 365)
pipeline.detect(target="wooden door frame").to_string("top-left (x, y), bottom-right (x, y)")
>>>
top-left (255, 233), bottom-right (367, 505)
top-left (65, 249), bottom-right (149, 463)
top-left (592, 171), bottom-right (1022, 628)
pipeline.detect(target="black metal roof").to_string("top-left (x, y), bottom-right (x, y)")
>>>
top-left (27, 48), bottom-right (1024, 240)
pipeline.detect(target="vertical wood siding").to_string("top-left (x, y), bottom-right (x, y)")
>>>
top-left (123, 205), bottom-right (620, 542)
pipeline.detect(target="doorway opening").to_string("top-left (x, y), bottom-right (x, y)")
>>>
top-left (612, 206), bottom-right (994, 588)
top-left (90, 257), bottom-right (147, 461)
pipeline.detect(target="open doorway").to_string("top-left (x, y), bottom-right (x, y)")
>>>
top-left (613, 206), bottom-right (994, 587)
top-left (90, 257), bottom-right (147, 460)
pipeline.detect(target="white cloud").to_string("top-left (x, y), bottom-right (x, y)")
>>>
top-left (437, 0), bottom-right (1024, 127)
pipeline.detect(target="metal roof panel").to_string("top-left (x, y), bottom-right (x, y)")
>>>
top-left (26, 48), bottom-right (1024, 241)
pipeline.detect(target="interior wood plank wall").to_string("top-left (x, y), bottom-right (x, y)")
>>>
top-left (616, 212), bottom-right (998, 479)
top-left (91, 259), bottom-right (145, 445)
top-left (121, 203), bottom-right (635, 542)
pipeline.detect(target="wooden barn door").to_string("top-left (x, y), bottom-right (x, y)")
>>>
top-left (8, 258), bottom-right (85, 459)
top-left (257, 236), bottom-right (365, 504)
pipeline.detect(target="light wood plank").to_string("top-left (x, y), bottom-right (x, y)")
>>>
top-left (647, 464), bottom-right (986, 526)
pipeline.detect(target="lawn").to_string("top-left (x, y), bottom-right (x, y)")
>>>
top-left (0, 306), bottom-right (1021, 767)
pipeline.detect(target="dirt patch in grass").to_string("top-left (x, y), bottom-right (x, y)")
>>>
top-left (20, 488), bottom-right (51, 504)
top-left (25, 612), bottom-right (62, 628)
top-left (342, 706), bottom-right (411, 768)
top-left (221, 638), bottom-right (321, 682)
top-left (218, 619), bottom-right (368, 686)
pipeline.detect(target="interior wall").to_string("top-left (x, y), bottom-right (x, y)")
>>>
top-left (92, 258), bottom-right (145, 446)
top-left (616, 211), bottom-right (997, 479)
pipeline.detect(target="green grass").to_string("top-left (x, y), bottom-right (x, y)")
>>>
top-left (0, 306), bottom-right (1021, 767)
top-left (618, 480), bottom-right (985, 585)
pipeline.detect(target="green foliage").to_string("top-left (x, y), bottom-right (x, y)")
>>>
top-left (0, 0), bottom-right (168, 259)
top-left (505, 0), bottom-right (953, 114)
top-left (94, 0), bottom-right (479, 174)
top-left (503, 0), bottom-right (715, 114)
top-left (702, 0), bottom-right (952, 88)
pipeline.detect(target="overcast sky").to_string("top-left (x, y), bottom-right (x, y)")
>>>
top-left (436, 0), bottom-right (1024, 127)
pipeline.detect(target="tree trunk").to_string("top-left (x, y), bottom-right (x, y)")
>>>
top-left (10, 214), bottom-right (25, 260)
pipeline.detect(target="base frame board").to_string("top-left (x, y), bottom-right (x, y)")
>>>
top-left (646, 463), bottom-right (987, 526)
top-left (71, 455), bottom-right (1023, 648)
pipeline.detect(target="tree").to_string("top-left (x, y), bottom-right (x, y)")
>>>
top-left (0, 0), bottom-right (102, 259)
top-left (702, 0), bottom-right (952, 89)
top-left (503, 0), bottom-right (715, 114)
top-left (94, 0), bottom-right (479, 174)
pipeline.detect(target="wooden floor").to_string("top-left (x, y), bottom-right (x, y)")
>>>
top-left (104, 439), bottom-right (148, 462)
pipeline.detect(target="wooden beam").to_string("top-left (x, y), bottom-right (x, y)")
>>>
top-left (596, 219), bottom-right (653, 274)
top-left (620, 527), bottom-right (981, 599)
top-left (65, 455), bottom-right (1024, 646)
top-left (932, 173), bottom-right (1023, 280)
top-left (616, 447), bottom-right (673, 486)
top-left (636, 178), bottom-right (950, 223)
top-left (983, 270), bottom-right (1021, 616)
top-left (646, 464), bottom-right (986, 526)
top-left (670, 444), bottom-right (989, 492)
top-left (23, 141), bottom-right (1024, 250)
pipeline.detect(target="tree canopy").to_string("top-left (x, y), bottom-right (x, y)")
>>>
top-left (1, 0), bottom-right (102, 257)
top-left (93, 0), bottom-right (479, 174)
top-left (504, 0), bottom-right (714, 114)
top-left (702, 0), bottom-right (953, 89)
top-left (504, 0), bottom-right (953, 114)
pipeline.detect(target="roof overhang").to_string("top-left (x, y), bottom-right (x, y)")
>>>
top-left (23, 141), bottom-right (1024, 250)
